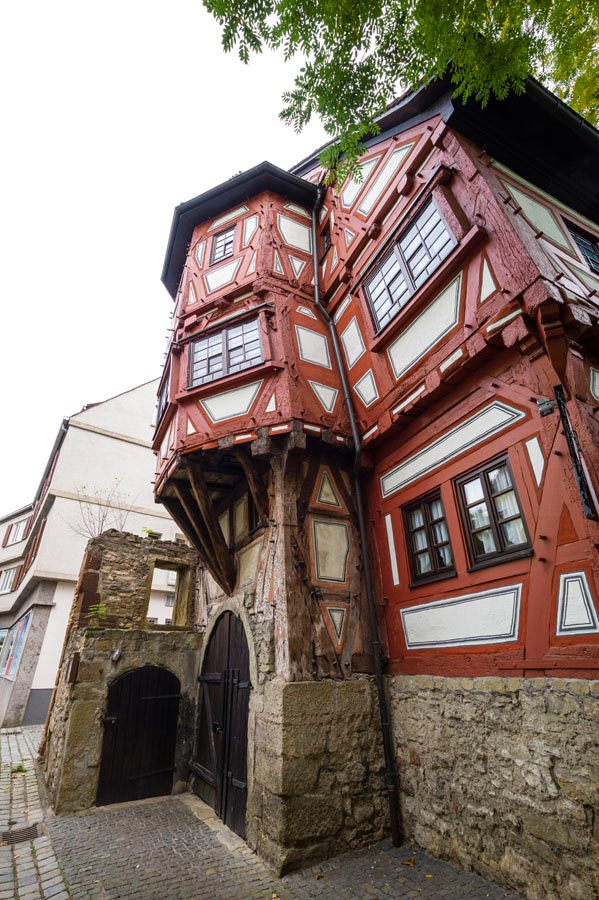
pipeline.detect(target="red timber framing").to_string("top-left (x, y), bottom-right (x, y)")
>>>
top-left (154, 77), bottom-right (599, 681)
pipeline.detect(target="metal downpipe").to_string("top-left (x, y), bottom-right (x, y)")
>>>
top-left (311, 187), bottom-right (401, 845)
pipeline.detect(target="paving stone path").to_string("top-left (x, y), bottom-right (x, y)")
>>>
top-left (1, 727), bottom-right (523, 900)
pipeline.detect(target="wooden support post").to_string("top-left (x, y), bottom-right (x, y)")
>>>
top-left (234, 448), bottom-right (270, 523)
top-left (187, 462), bottom-right (237, 594)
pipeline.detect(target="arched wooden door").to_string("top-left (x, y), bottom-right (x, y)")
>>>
top-left (191, 612), bottom-right (251, 838)
top-left (97, 665), bottom-right (180, 807)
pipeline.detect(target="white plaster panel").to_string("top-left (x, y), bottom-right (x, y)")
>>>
top-left (439, 349), bottom-right (464, 373)
top-left (296, 326), bottom-right (331, 368)
top-left (333, 295), bottom-right (352, 324)
top-left (381, 401), bottom-right (526, 497)
top-left (387, 275), bottom-right (461, 380)
top-left (194, 241), bottom-right (205, 267)
top-left (242, 215), bottom-right (259, 247)
top-left (401, 584), bottom-right (522, 649)
top-left (327, 607), bottom-right (346, 641)
top-left (284, 202), bottom-right (311, 219)
top-left (188, 282), bottom-right (197, 306)
top-left (341, 156), bottom-right (380, 208)
top-left (525, 437), bottom-right (545, 488)
top-left (565, 259), bottom-right (599, 294)
top-left (480, 259), bottom-right (497, 302)
top-left (296, 305), bottom-right (316, 319)
top-left (358, 145), bottom-right (413, 215)
top-left (208, 205), bottom-right (249, 231)
top-left (238, 539), bottom-right (263, 588)
top-left (247, 251), bottom-right (257, 274)
top-left (504, 183), bottom-right (570, 249)
top-left (265, 392), bottom-right (276, 413)
top-left (317, 471), bottom-right (341, 507)
top-left (273, 250), bottom-right (284, 274)
top-left (384, 514), bottom-right (400, 586)
top-left (556, 572), bottom-right (599, 635)
top-left (591, 368), bottom-right (599, 401)
top-left (203, 258), bottom-right (242, 293)
top-left (341, 317), bottom-right (366, 369)
top-left (309, 381), bottom-right (338, 413)
top-left (354, 370), bottom-right (379, 407)
top-left (312, 519), bottom-right (350, 583)
top-left (290, 257), bottom-right (307, 278)
top-left (344, 228), bottom-right (356, 246)
top-left (199, 380), bottom-right (263, 423)
top-left (277, 214), bottom-right (312, 253)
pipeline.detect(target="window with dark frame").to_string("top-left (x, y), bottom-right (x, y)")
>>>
top-left (364, 200), bottom-right (456, 332)
top-left (567, 223), bottom-right (599, 274)
top-left (403, 492), bottom-right (455, 581)
top-left (189, 318), bottom-right (263, 387)
top-left (320, 223), bottom-right (331, 262)
top-left (156, 372), bottom-right (169, 425)
top-left (210, 225), bottom-right (236, 264)
top-left (455, 456), bottom-right (530, 567)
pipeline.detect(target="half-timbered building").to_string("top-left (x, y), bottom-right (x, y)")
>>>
top-left (146, 75), bottom-right (598, 896)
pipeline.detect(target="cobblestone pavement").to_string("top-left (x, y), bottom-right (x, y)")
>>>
top-left (2, 727), bottom-right (523, 900)
top-left (0, 726), bottom-right (69, 900)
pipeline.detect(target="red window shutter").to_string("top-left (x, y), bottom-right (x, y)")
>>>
top-left (13, 565), bottom-right (25, 590)
top-left (24, 516), bottom-right (33, 539)
top-left (2, 525), bottom-right (12, 548)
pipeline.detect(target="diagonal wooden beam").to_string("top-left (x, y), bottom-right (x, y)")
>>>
top-left (234, 448), bottom-right (270, 524)
top-left (170, 483), bottom-right (232, 593)
top-left (187, 462), bottom-right (237, 595)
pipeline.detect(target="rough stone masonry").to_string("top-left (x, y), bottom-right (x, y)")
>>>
top-left (390, 674), bottom-right (599, 900)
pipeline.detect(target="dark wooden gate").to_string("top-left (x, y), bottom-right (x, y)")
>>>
top-left (191, 612), bottom-right (251, 838)
top-left (97, 665), bottom-right (180, 807)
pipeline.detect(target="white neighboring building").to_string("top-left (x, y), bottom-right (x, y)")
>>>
top-left (0, 380), bottom-right (180, 727)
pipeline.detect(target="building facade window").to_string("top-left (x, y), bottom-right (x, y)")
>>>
top-left (0, 567), bottom-right (18, 594)
top-left (156, 371), bottom-right (169, 425)
top-left (189, 318), bottom-right (263, 387)
top-left (0, 611), bottom-right (31, 679)
top-left (210, 225), bottom-right (236, 264)
top-left (365, 200), bottom-right (455, 331)
top-left (568, 224), bottom-right (599, 274)
top-left (403, 492), bottom-right (454, 581)
top-left (165, 592), bottom-right (175, 607)
top-left (455, 456), bottom-right (530, 567)
top-left (4, 519), bottom-right (28, 546)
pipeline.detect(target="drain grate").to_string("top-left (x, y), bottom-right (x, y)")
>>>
top-left (1, 823), bottom-right (39, 844)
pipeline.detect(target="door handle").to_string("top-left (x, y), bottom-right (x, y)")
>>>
top-left (212, 722), bottom-right (223, 733)
top-left (103, 716), bottom-right (117, 726)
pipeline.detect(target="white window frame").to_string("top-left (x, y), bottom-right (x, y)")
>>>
top-left (0, 567), bottom-right (18, 594)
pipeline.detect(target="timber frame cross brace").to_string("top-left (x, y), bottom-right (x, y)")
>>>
top-left (233, 448), bottom-right (270, 524)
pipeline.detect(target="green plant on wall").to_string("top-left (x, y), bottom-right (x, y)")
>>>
top-left (85, 602), bottom-right (108, 621)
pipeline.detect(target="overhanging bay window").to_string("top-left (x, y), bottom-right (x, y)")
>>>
top-left (365, 200), bottom-right (456, 331)
top-left (189, 318), bottom-right (263, 387)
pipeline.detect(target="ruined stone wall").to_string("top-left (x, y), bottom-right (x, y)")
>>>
top-left (390, 674), bottom-right (599, 900)
top-left (44, 626), bottom-right (201, 813)
top-left (71, 530), bottom-right (199, 629)
top-left (249, 678), bottom-right (388, 874)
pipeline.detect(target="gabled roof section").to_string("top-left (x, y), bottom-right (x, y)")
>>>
top-left (291, 75), bottom-right (599, 226)
top-left (162, 161), bottom-right (318, 299)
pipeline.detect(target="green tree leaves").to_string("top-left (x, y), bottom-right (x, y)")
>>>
top-left (202, 1), bottom-right (599, 179)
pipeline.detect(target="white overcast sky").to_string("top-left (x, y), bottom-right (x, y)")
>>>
top-left (0, 1), bottom-right (327, 517)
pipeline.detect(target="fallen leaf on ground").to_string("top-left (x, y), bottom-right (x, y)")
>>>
top-left (315, 873), bottom-right (324, 880)
top-left (426, 874), bottom-right (433, 878)
top-left (401, 858), bottom-right (415, 867)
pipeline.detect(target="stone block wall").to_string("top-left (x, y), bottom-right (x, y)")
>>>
top-left (44, 627), bottom-right (201, 813)
top-left (389, 674), bottom-right (599, 900)
top-left (249, 678), bottom-right (388, 873)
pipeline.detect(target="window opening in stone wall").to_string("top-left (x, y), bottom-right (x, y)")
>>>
top-left (364, 200), bottom-right (456, 332)
top-left (148, 566), bottom-right (180, 625)
top-left (189, 318), bottom-right (263, 387)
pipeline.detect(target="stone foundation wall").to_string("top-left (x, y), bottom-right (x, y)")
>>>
top-left (44, 626), bottom-right (201, 813)
top-left (249, 678), bottom-right (388, 873)
top-left (389, 674), bottom-right (599, 900)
